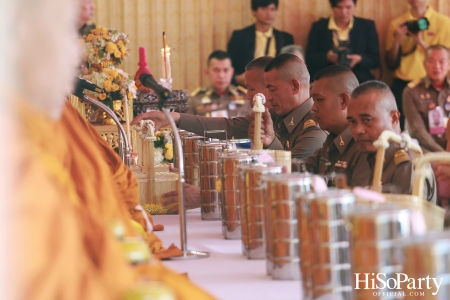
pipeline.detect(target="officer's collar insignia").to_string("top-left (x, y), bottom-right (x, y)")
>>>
top-left (289, 117), bottom-right (294, 126)
top-left (339, 136), bottom-right (345, 146)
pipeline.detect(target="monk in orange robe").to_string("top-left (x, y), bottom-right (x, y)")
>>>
top-left (6, 0), bottom-right (214, 297)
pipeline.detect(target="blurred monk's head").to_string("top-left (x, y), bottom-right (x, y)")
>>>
top-left (347, 80), bottom-right (400, 153)
top-left (79, 0), bottom-right (95, 28)
top-left (311, 65), bottom-right (358, 134)
top-left (264, 53), bottom-right (310, 116)
top-left (245, 56), bottom-right (273, 109)
top-left (12, 0), bottom-right (80, 120)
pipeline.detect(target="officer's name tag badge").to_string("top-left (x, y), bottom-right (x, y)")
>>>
top-left (428, 106), bottom-right (445, 135)
top-left (211, 109), bottom-right (228, 118)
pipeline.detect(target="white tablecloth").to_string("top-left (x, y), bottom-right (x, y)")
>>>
top-left (153, 208), bottom-right (301, 300)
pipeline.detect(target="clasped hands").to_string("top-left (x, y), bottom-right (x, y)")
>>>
top-left (326, 50), bottom-right (362, 69)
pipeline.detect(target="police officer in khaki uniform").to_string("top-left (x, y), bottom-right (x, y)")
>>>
top-left (132, 56), bottom-right (274, 142)
top-left (304, 65), bottom-right (370, 188)
top-left (249, 53), bottom-right (327, 159)
top-left (403, 45), bottom-right (450, 153)
top-left (186, 50), bottom-right (251, 118)
top-left (347, 80), bottom-right (436, 203)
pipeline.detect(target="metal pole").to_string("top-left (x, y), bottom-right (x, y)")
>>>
top-left (161, 108), bottom-right (209, 260)
top-left (81, 95), bottom-right (131, 167)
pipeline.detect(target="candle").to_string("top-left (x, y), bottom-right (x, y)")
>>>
top-left (161, 45), bottom-right (171, 79)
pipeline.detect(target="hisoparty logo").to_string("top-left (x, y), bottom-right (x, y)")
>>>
top-left (354, 273), bottom-right (443, 296)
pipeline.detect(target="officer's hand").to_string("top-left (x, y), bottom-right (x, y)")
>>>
top-left (347, 54), bottom-right (362, 69)
top-left (326, 50), bottom-right (338, 64)
top-left (131, 111), bottom-right (181, 128)
top-left (248, 108), bottom-right (275, 147)
top-left (395, 23), bottom-right (408, 44)
top-left (162, 184), bottom-right (201, 214)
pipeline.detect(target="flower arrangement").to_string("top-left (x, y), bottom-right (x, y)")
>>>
top-left (153, 130), bottom-right (174, 164)
top-left (81, 67), bottom-right (137, 110)
top-left (83, 26), bottom-right (130, 68)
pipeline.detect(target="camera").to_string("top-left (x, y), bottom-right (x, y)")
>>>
top-left (333, 40), bottom-right (352, 67)
top-left (404, 17), bottom-right (430, 34)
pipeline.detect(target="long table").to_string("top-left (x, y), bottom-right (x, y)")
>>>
top-left (153, 208), bottom-right (301, 300)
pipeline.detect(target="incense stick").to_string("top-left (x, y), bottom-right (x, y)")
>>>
top-left (163, 31), bottom-right (168, 79)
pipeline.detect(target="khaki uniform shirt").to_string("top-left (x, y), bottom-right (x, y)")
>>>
top-left (403, 76), bottom-right (450, 152)
top-left (367, 142), bottom-right (436, 203)
top-left (268, 98), bottom-right (327, 159)
top-left (186, 85), bottom-right (251, 118)
top-left (304, 127), bottom-right (370, 187)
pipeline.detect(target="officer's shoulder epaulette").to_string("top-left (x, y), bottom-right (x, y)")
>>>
top-left (394, 149), bottom-right (410, 166)
top-left (303, 119), bottom-right (317, 130)
top-left (190, 87), bottom-right (202, 97)
top-left (236, 85), bottom-right (248, 94)
top-left (407, 79), bottom-right (421, 89)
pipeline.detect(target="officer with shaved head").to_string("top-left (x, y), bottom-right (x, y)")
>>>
top-left (249, 53), bottom-right (327, 159)
top-left (347, 80), bottom-right (436, 202)
top-left (304, 65), bottom-right (370, 187)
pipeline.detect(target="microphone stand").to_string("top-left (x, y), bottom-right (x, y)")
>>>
top-left (81, 94), bottom-right (131, 167)
top-left (159, 98), bottom-right (209, 260)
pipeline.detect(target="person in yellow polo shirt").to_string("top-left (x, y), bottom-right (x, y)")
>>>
top-left (385, 0), bottom-right (450, 130)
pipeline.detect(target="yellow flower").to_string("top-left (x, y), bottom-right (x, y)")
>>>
top-left (164, 143), bottom-right (173, 160)
top-left (105, 42), bottom-right (117, 54)
top-left (112, 84), bottom-right (120, 92)
top-left (86, 34), bottom-right (94, 41)
top-left (99, 93), bottom-right (107, 100)
top-left (101, 28), bottom-right (108, 35)
top-left (128, 91), bottom-right (134, 100)
top-left (104, 80), bottom-right (112, 92)
top-left (106, 69), bottom-right (119, 78)
top-left (114, 50), bottom-right (122, 58)
top-left (103, 34), bottom-right (111, 40)
top-left (117, 41), bottom-right (124, 48)
top-left (92, 27), bottom-right (102, 36)
top-left (107, 75), bottom-right (114, 81)
top-left (120, 47), bottom-right (127, 54)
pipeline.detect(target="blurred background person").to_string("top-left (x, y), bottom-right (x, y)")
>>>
top-left (305, 0), bottom-right (380, 84)
top-left (385, 0), bottom-right (450, 130)
top-left (187, 50), bottom-right (249, 118)
top-left (403, 45), bottom-right (450, 153)
top-left (227, 0), bottom-right (293, 86)
top-left (78, 0), bottom-right (95, 35)
top-left (280, 44), bottom-right (305, 61)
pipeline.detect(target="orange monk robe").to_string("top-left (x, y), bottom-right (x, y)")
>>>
top-left (13, 102), bottom-right (135, 300)
top-left (61, 103), bottom-right (182, 257)
top-left (16, 101), bottom-right (214, 299)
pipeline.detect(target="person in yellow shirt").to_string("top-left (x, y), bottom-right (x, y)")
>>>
top-left (227, 0), bottom-right (294, 86)
top-left (385, 0), bottom-right (450, 130)
top-left (305, 0), bottom-right (380, 83)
